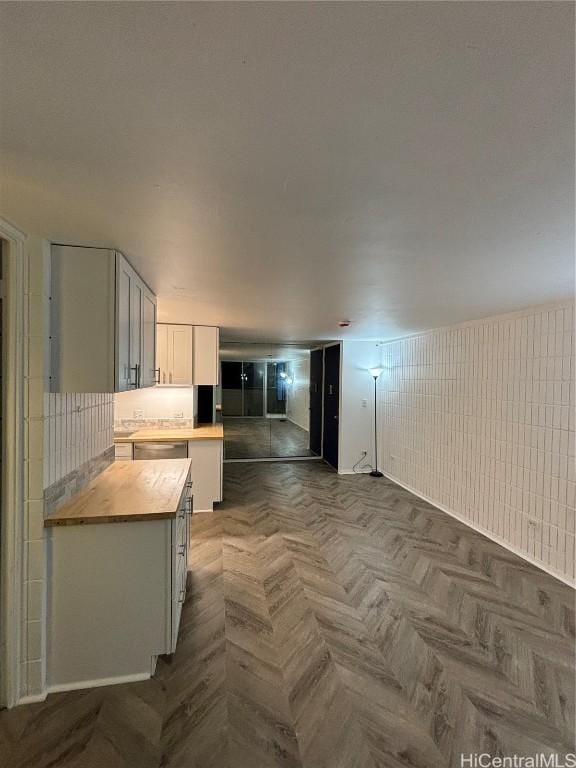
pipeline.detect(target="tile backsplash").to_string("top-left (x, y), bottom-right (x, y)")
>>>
top-left (43, 446), bottom-right (115, 517)
top-left (43, 393), bottom-right (114, 491)
top-left (114, 386), bottom-right (195, 425)
top-left (379, 301), bottom-right (575, 585)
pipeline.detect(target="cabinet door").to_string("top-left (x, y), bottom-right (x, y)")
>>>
top-left (167, 325), bottom-right (193, 385)
top-left (156, 324), bottom-right (168, 385)
top-left (114, 443), bottom-right (133, 460)
top-left (50, 246), bottom-right (116, 392)
top-left (130, 278), bottom-right (143, 388)
top-left (116, 255), bottom-right (133, 392)
top-left (193, 326), bottom-right (219, 385)
top-left (141, 288), bottom-right (157, 387)
top-left (187, 440), bottom-right (223, 511)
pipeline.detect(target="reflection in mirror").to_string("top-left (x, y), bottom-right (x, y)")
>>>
top-left (219, 342), bottom-right (321, 460)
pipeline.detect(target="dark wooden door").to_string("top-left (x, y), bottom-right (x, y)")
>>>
top-left (309, 349), bottom-right (323, 456)
top-left (323, 344), bottom-right (340, 470)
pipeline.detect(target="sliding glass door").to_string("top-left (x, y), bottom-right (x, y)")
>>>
top-left (221, 361), bottom-right (242, 416)
top-left (266, 362), bottom-right (287, 416)
top-left (220, 352), bottom-right (314, 460)
top-left (221, 361), bottom-right (265, 417)
top-left (243, 362), bottom-right (265, 416)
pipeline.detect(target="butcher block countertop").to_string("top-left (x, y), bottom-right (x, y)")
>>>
top-left (45, 459), bottom-right (192, 527)
top-left (114, 424), bottom-right (224, 443)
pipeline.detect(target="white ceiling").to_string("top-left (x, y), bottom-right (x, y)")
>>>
top-left (0, 2), bottom-right (573, 342)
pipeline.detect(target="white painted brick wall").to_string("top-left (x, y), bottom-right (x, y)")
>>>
top-left (379, 301), bottom-right (575, 585)
top-left (43, 393), bottom-right (114, 489)
top-left (21, 247), bottom-right (114, 700)
top-left (21, 241), bottom-right (48, 698)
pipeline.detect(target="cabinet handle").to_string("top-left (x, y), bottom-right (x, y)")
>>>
top-left (186, 496), bottom-right (193, 513)
top-left (163, 371), bottom-right (166, 384)
top-left (129, 364), bottom-right (140, 388)
top-left (169, 372), bottom-right (173, 384)
top-left (178, 544), bottom-right (186, 555)
top-left (179, 588), bottom-right (185, 603)
top-left (154, 367), bottom-right (161, 384)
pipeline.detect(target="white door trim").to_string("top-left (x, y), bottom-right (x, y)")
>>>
top-left (0, 217), bottom-right (27, 708)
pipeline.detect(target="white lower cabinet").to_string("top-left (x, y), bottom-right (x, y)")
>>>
top-left (47, 472), bottom-right (192, 691)
top-left (114, 442), bottom-right (133, 460)
top-left (187, 440), bottom-right (223, 511)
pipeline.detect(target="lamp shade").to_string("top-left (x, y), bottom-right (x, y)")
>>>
top-left (369, 367), bottom-right (384, 379)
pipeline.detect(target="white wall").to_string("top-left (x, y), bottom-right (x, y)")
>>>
top-left (114, 387), bottom-right (195, 422)
top-left (339, 341), bottom-right (384, 473)
top-left (286, 355), bottom-right (310, 431)
top-left (376, 301), bottom-right (575, 585)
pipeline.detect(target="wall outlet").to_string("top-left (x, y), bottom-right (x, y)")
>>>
top-left (133, 409), bottom-right (144, 419)
top-left (361, 398), bottom-right (368, 408)
top-left (173, 411), bottom-right (184, 419)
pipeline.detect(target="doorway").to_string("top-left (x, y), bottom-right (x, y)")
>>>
top-left (322, 344), bottom-right (340, 470)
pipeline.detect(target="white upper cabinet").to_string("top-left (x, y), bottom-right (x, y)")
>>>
top-left (50, 246), bottom-right (157, 393)
top-left (193, 326), bottom-right (220, 385)
top-left (156, 324), bottom-right (219, 386)
top-left (157, 324), bottom-right (193, 386)
top-left (170, 326), bottom-right (194, 385)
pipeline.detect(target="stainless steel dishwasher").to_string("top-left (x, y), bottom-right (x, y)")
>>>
top-left (133, 441), bottom-right (188, 460)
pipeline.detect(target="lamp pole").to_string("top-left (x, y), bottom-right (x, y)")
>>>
top-left (369, 368), bottom-right (383, 478)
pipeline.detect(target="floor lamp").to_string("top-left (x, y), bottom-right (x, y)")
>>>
top-left (368, 367), bottom-right (384, 477)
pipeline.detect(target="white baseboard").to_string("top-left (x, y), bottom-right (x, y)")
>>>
top-left (17, 691), bottom-right (48, 706)
top-left (48, 671), bottom-right (151, 694)
top-left (286, 416), bottom-right (310, 432)
top-left (380, 470), bottom-right (575, 589)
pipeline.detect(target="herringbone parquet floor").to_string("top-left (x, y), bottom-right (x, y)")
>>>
top-left (1, 461), bottom-right (574, 768)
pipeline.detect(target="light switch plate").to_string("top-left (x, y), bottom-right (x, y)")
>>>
top-left (133, 409), bottom-right (144, 419)
top-left (173, 411), bottom-right (184, 419)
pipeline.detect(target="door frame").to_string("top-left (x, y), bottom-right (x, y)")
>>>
top-left (309, 346), bottom-right (325, 457)
top-left (0, 218), bottom-right (27, 708)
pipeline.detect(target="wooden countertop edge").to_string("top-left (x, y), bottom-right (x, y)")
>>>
top-left (114, 425), bottom-right (224, 443)
top-left (114, 434), bottom-right (223, 443)
top-left (45, 510), bottom-right (177, 527)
